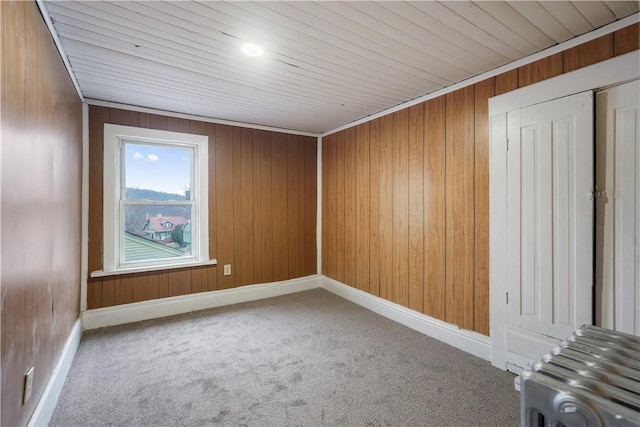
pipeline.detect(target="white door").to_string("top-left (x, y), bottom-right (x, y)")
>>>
top-left (596, 80), bottom-right (640, 335)
top-left (505, 91), bottom-right (594, 373)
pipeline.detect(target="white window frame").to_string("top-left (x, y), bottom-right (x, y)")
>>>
top-left (92, 124), bottom-right (214, 277)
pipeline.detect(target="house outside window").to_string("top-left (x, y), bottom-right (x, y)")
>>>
top-left (100, 124), bottom-right (210, 275)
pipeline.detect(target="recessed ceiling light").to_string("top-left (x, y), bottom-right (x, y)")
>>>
top-left (241, 43), bottom-right (264, 58)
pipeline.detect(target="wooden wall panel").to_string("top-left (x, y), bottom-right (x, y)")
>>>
top-left (614, 22), bottom-right (639, 56)
top-left (378, 114), bottom-right (394, 300)
top-left (335, 132), bottom-right (346, 283)
top-left (344, 128), bottom-right (357, 287)
top-left (355, 123), bottom-right (370, 292)
top-left (207, 123), bottom-right (218, 292)
top-left (408, 103), bottom-right (425, 313)
top-left (216, 125), bottom-right (235, 289)
top-left (495, 68), bottom-right (518, 95)
top-left (445, 86), bottom-right (475, 330)
top-left (368, 118), bottom-right (381, 296)
top-left (286, 135), bottom-right (301, 278)
top-left (190, 267), bottom-right (208, 294)
top-left (303, 139), bottom-right (318, 276)
top-left (423, 97), bottom-right (447, 320)
top-left (1, 2), bottom-right (82, 425)
top-left (564, 34), bottom-right (613, 72)
top-left (259, 131), bottom-right (274, 283)
top-left (232, 128), bottom-right (244, 286)
top-left (473, 79), bottom-right (495, 336)
top-left (321, 135), bottom-right (330, 277)
top-left (392, 109), bottom-right (409, 307)
top-left (101, 278), bottom-right (116, 307)
top-left (241, 129), bottom-right (255, 284)
top-left (518, 53), bottom-right (563, 88)
top-left (252, 130), bottom-right (264, 285)
top-left (320, 22), bottom-right (639, 338)
top-left (132, 272), bottom-right (160, 302)
top-left (272, 133), bottom-right (290, 281)
top-left (114, 274), bottom-right (134, 305)
top-left (87, 109), bottom-right (316, 308)
top-left (324, 134), bottom-right (336, 279)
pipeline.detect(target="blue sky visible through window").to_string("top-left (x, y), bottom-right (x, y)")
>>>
top-left (124, 142), bottom-right (191, 196)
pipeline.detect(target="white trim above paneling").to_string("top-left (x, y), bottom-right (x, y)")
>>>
top-left (85, 99), bottom-right (321, 137)
top-left (27, 319), bottom-right (82, 427)
top-left (36, 0), bottom-right (84, 101)
top-left (320, 276), bottom-right (492, 361)
top-left (82, 275), bottom-right (320, 329)
top-left (322, 13), bottom-right (639, 137)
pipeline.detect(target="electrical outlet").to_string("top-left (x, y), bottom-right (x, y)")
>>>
top-left (224, 264), bottom-right (231, 276)
top-left (23, 367), bottom-right (34, 404)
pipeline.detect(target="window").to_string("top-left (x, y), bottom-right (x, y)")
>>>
top-left (98, 124), bottom-right (212, 276)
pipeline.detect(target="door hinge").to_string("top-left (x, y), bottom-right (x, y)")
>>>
top-left (506, 292), bottom-right (509, 304)
top-left (587, 188), bottom-right (608, 201)
top-left (506, 139), bottom-right (509, 151)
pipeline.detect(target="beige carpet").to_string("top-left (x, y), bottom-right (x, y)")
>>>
top-left (50, 289), bottom-right (519, 426)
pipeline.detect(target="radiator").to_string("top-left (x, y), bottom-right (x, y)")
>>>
top-left (520, 325), bottom-right (640, 427)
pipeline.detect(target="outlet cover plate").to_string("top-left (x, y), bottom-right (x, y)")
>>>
top-left (224, 264), bottom-right (231, 276)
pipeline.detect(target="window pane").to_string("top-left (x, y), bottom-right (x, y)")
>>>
top-left (123, 205), bottom-right (192, 263)
top-left (124, 142), bottom-right (191, 201)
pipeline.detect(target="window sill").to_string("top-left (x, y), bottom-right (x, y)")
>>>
top-left (90, 259), bottom-right (218, 278)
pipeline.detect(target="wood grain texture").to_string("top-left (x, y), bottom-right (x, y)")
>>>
top-left (563, 33), bottom-right (613, 72)
top-left (473, 79), bottom-right (494, 336)
top-left (368, 118), bottom-right (381, 297)
top-left (101, 277), bottom-right (116, 307)
top-left (241, 129), bottom-right (255, 284)
top-left (321, 135), bottom-right (330, 277)
top-left (207, 123), bottom-right (218, 292)
top-left (393, 109), bottom-right (409, 307)
top-left (1, 3), bottom-right (83, 423)
top-left (286, 135), bottom-right (301, 278)
top-left (166, 269), bottom-right (192, 296)
top-left (114, 274), bottom-right (134, 305)
top-left (518, 53), bottom-right (563, 87)
top-left (344, 127), bottom-right (357, 287)
top-left (86, 106), bottom-right (107, 309)
top-left (87, 279), bottom-right (103, 309)
top-left (272, 132), bottom-right (289, 281)
top-left (423, 97), bottom-right (447, 321)
top-left (260, 131), bottom-right (274, 283)
top-left (335, 131), bottom-right (346, 283)
top-left (216, 125), bottom-right (235, 289)
top-left (232, 128), bottom-right (244, 286)
top-left (252, 130), bottom-right (263, 284)
top-left (355, 123), bottom-right (370, 292)
top-left (445, 86), bottom-right (475, 330)
top-left (324, 134), bottom-right (336, 279)
top-left (495, 69), bottom-right (518, 95)
top-left (408, 103), bottom-right (425, 313)
top-left (378, 114), bottom-right (395, 301)
top-left (614, 22), bottom-right (639, 56)
top-left (303, 139), bottom-right (317, 275)
top-left (190, 266), bottom-right (210, 294)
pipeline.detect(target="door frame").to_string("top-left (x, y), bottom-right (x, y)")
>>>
top-left (489, 51), bottom-right (639, 370)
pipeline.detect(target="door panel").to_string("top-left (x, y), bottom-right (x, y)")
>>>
top-left (596, 79), bottom-right (640, 335)
top-left (506, 91), bottom-right (594, 370)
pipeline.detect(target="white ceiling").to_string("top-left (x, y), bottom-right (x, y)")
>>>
top-left (42, 1), bottom-right (639, 134)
